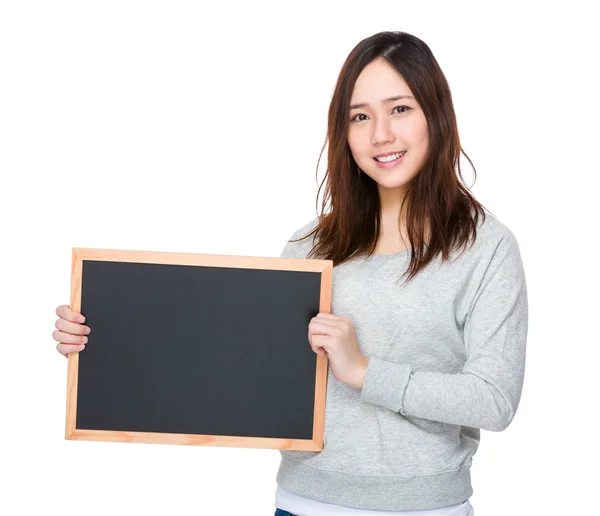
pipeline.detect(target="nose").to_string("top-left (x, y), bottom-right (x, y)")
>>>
top-left (371, 116), bottom-right (395, 147)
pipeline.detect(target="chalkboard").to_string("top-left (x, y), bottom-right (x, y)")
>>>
top-left (65, 247), bottom-right (332, 451)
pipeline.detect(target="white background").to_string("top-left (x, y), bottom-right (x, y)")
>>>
top-left (1, 1), bottom-right (598, 515)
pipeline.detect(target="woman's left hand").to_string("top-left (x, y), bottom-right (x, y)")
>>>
top-left (308, 313), bottom-right (369, 390)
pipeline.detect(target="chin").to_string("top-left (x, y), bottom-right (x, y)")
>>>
top-left (368, 171), bottom-right (412, 189)
top-left (375, 181), bottom-right (410, 191)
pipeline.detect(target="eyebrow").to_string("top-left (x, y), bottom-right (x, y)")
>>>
top-left (349, 95), bottom-right (414, 110)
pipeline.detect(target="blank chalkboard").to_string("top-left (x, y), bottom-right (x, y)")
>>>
top-left (65, 247), bottom-right (332, 451)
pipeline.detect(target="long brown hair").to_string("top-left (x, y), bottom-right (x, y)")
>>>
top-left (289, 31), bottom-right (490, 285)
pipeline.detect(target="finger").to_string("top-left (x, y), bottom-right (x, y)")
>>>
top-left (56, 304), bottom-right (86, 324)
top-left (311, 320), bottom-right (342, 336)
top-left (52, 329), bottom-right (88, 345)
top-left (310, 334), bottom-right (329, 355)
top-left (316, 314), bottom-right (351, 331)
top-left (310, 342), bottom-right (325, 356)
top-left (56, 342), bottom-right (85, 357)
top-left (312, 316), bottom-right (342, 330)
top-left (55, 317), bottom-right (90, 336)
top-left (315, 313), bottom-right (346, 322)
top-left (309, 320), bottom-right (330, 333)
top-left (308, 327), bottom-right (327, 343)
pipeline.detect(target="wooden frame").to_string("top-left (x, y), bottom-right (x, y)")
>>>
top-left (65, 247), bottom-right (332, 450)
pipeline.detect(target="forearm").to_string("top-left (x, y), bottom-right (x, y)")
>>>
top-left (361, 355), bottom-right (524, 432)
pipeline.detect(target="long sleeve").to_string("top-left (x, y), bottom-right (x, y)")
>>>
top-left (360, 229), bottom-right (528, 432)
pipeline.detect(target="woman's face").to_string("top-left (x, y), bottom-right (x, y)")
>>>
top-left (347, 58), bottom-right (429, 203)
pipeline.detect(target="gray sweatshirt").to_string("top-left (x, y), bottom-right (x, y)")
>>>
top-left (275, 212), bottom-right (528, 511)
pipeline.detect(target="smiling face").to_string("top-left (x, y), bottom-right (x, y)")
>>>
top-left (348, 57), bottom-right (429, 213)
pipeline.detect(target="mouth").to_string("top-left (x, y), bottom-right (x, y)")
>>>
top-left (373, 150), bottom-right (407, 167)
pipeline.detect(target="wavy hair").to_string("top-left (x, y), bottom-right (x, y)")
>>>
top-left (289, 31), bottom-right (490, 285)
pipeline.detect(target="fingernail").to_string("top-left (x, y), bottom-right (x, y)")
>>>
top-left (80, 344), bottom-right (86, 350)
top-left (78, 315), bottom-right (85, 323)
top-left (83, 337), bottom-right (88, 343)
top-left (84, 327), bottom-right (90, 334)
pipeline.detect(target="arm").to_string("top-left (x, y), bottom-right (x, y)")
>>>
top-left (360, 230), bottom-right (528, 432)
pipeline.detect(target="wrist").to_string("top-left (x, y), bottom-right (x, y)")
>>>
top-left (353, 355), bottom-right (370, 390)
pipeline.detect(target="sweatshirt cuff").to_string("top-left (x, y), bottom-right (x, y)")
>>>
top-left (360, 356), bottom-right (415, 413)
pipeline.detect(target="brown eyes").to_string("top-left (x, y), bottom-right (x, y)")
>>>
top-left (349, 105), bottom-right (411, 123)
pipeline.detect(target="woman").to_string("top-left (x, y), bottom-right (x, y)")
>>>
top-left (53, 31), bottom-right (528, 515)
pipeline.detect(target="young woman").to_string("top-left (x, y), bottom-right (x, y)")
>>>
top-left (53, 31), bottom-right (528, 516)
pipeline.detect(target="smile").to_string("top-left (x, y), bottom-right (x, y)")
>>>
top-left (373, 151), bottom-right (407, 168)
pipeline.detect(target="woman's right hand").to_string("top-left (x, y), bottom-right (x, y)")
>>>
top-left (53, 304), bottom-right (91, 357)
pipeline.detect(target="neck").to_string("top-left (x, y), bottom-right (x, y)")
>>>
top-left (378, 186), bottom-right (406, 222)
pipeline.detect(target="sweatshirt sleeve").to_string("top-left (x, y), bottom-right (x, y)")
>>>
top-left (360, 230), bottom-right (528, 432)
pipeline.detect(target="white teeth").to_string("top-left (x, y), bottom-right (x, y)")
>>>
top-left (375, 151), bottom-right (406, 162)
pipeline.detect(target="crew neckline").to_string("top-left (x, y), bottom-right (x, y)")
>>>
top-left (364, 239), bottom-right (433, 260)
top-left (363, 247), bottom-right (412, 260)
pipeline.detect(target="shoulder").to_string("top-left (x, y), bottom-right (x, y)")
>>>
top-left (463, 210), bottom-right (522, 258)
top-left (451, 210), bottom-right (526, 286)
top-left (484, 212), bottom-right (523, 257)
top-left (455, 212), bottom-right (528, 326)
top-left (288, 215), bottom-right (320, 241)
top-left (279, 215), bottom-right (320, 259)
